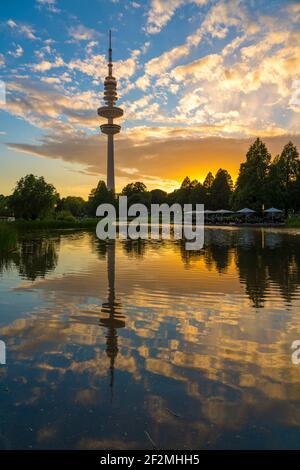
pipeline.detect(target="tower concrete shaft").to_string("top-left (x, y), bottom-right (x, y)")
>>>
top-left (98, 30), bottom-right (123, 193)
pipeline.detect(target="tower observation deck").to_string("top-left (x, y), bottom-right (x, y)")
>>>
top-left (97, 30), bottom-right (123, 192)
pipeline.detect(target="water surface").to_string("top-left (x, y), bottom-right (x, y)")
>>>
top-left (1, 227), bottom-right (300, 449)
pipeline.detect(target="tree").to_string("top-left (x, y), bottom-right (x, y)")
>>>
top-left (265, 156), bottom-right (285, 210)
top-left (189, 182), bottom-right (206, 206)
top-left (150, 189), bottom-right (167, 204)
top-left (87, 180), bottom-right (115, 216)
top-left (233, 138), bottom-right (271, 211)
top-left (170, 177), bottom-right (201, 206)
top-left (121, 181), bottom-right (147, 196)
top-left (58, 196), bottom-right (86, 217)
top-left (10, 174), bottom-right (59, 220)
top-left (210, 168), bottom-right (233, 210)
top-left (0, 195), bottom-right (12, 216)
top-left (203, 172), bottom-right (214, 189)
top-left (276, 142), bottom-right (300, 213)
top-left (121, 181), bottom-right (150, 206)
top-left (203, 172), bottom-right (215, 209)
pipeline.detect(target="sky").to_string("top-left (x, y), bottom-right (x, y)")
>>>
top-left (0, 0), bottom-right (299, 197)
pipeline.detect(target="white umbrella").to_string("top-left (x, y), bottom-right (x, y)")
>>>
top-left (264, 207), bottom-right (283, 213)
top-left (264, 207), bottom-right (283, 223)
top-left (237, 208), bottom-right (255, 214)
top-left (184, 210), bottom-right (205, 214)
top-left (215, 209), bottom-right (234, 214)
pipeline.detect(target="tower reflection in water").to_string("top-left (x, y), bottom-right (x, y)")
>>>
top-left (99, 241), bottom-right (125, 400)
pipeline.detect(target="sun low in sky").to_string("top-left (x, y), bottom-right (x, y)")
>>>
top-left (0, 0), bottom-right (299, 197)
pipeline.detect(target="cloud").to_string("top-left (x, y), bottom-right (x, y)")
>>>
top-left (7, 19), bottom-right (38, 39)
top-left (8, 44), bottom-right (24, 58)
top-left (2, 0), bottom-right (300, 195)
top-left (6, 130), bottom-right (300, 192)
top-left (7, 19), bottom-right (17, 28)
top-left (145, 44), bottom-right (189, 76)
top-left (67, 51), bottom-right (137, 82)
top-left (172, 54), bottom-right (222, 82)
top-left (1, 78), bottom-right (99, 133)
top-left (138, 0), bottom-right (249, 87)
top-left (68, 24), bottom-right (98, 41)
top-left (146, 0), bottom-right (186, 34)
top-left (36, 0), bottom-right (60, 13)
top-left (145, 0), bottom-right (208, 34)
top-left (32, 56), bottom-right (65, 71)
top-left (136, 74), bottom-right (151, 91)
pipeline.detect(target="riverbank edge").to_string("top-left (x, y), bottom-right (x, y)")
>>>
top-left (1, 217), bottom-right (300, 231)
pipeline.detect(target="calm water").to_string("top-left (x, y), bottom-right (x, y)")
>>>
top-left (1, 227), bottom-right (300, 449)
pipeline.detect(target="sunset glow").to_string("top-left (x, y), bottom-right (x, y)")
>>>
top-left (0, 0), bottom-right (299, 196)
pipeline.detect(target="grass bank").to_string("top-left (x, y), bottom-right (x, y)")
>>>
top-left (0, 223), bottom-right (18, 253)
top-left (13, 218), bottom-right (98, 231)
top-left (287, 216), bottom-right (300, 228)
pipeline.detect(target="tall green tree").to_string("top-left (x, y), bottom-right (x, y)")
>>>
top-left (265, 155), bottom-right (285, 209)
top-left (121, 181), bottom-right (150, 206)
top-left (121, 181), bottom-right (147, 196)
top-left (10, 174), bottom-right (59, 220)
top-left (171, 177), bottom-right (200, 206)
top-left (150, 189), bottom-right (167, 204)
top-left (233, 138), bottom-right (271, 211)
top-left (189, 182), bottom-right (206, 206)
top-left (0, 195), bottom-right (12, 216)
top-left (210, 168), bottom-right (233, 209)
top-left (276, 141), bottom-right (300, 213)
top-left (203, 172), bottom-right (215, 209)
top-left (57, 196), bottom-right (86, 217)
top-left (87, 180), bottom-right (115, 216)
top-left (203, 172), bottom-right (214, 189)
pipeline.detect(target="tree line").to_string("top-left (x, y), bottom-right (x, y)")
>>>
top-left (0, 138), bottom-right (299, 221)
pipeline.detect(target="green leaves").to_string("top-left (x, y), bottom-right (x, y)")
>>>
top-left (10, 174), bottom-right (59, 220)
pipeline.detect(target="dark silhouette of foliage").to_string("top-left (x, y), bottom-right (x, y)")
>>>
top-left (10, 174), bottom-right (59, 220)
top-left (87, 180), bottom-right (115, 216)
top-left (210, 169), bottom-right (233, 210)
top-left (233, 138), bottom-right (271, 211)
top-left (57, 196), bottom-right (86, 217)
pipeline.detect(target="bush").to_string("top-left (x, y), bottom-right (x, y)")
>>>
top-left (56, 210), bottom-right (76, 222)
top-left (287, 216), bottom-right (300, 228)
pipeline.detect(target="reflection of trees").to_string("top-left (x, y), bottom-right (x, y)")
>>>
top-left (204, 244), bottom-right (232, 274)
top-left (178, 229), bottom-right (234, 273)
top-left (236, 230), bottom-right (300, 308)
top-left (16, 238), bottom-right (60, 281)
top-left (0, 237), bottom-right (60, 280)
top-left (122, 239), bottom-right (147, 258)
top-left (178, 239), bottom-right (202, 268)
top-left (99, 241), bottom-right (125, 401)
top-left (236, 243), bottom-right (269, 308)
top-left (91, 237), bottom-right (107, 260)
top-left (177, 228), bottom-right (300, 308)
top-left (0, 250), bottom-right (18, 273)
top-left (261, 234), bottom-right (300, 304)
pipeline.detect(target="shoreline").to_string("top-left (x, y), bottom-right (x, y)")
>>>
top-left (3, 219), bottom-right (297, 231)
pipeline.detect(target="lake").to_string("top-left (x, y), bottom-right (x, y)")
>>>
top-left (1, 227), bottom-right (300, 449)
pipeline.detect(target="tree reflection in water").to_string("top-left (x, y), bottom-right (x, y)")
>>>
top-left (1, 228), bottom-right (300, 449)
top-left (0, 236), bottom-right (60, 281)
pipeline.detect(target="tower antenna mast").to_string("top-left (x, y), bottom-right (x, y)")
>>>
top-left (97, 30), bottom-right (123, 192)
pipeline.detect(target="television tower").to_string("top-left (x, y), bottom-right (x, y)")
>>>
top-left (98, 30), bottom-right (123, 193)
